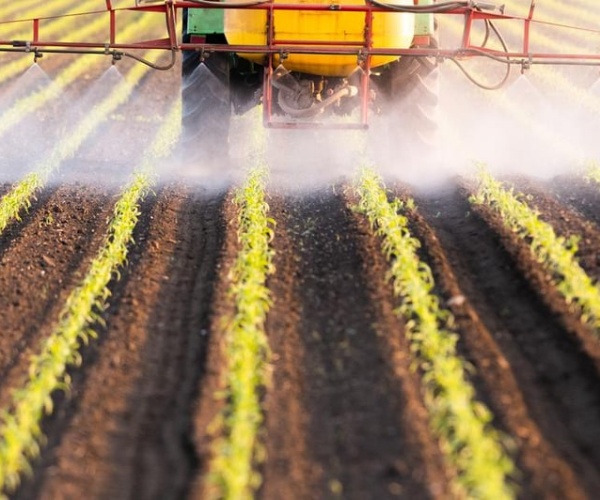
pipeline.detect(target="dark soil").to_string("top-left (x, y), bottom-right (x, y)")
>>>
top-left (0, 184), bottom-right (113, 410)
top-left (414, 184), bottom-right (600, 499)
top-left (262, 188), bottom-right (449, 499)
top-left (12, 186), bottom-right (227, 500)
top-left (3, 176), bottom-right (600, 500)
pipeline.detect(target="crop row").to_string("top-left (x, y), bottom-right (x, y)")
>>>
top-left (354, 167), bottom-right (516, 499)
top-left (470, 167), bottom-right (600, 336)
top-left (197, 159), bottom-right (523, 499)
top-left (1, 144), bottom-right (599, 498)
top-left (0, 79), bottom-right (274, 498)
top-left (0, 22), bottom-right (176, 490)
top-left (0, 99), bottom-right (181, 496)
top-left (202, 157), bottom-right (600, 499)
top-left (189, 160), bottom-right (573, 499)
top-left (208, 124), bottom-right (274, 500)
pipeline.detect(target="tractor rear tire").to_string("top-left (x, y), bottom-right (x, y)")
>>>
top-left (181, 50), bottom-right (231, 165)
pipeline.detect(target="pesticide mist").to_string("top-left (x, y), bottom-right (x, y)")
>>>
top-left (173, 57), bottom-right (600, 194)
top-left (369, 62), bottom-right (600, 188)
top-left (58, 65), bottom-right (164, 188)
top-left (3, 57), bottom-right (600, 194)
top-left (0, 64), bottom-right (59, 181)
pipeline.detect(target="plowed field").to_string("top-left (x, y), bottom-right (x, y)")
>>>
top-left (2, 1), bottom-right (600, 499)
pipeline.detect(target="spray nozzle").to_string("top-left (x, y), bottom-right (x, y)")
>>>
top-left (520, 55), bottom-right (532, 73)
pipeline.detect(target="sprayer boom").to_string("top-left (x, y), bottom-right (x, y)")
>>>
top-left (1, 1), bottom-right (600, 71)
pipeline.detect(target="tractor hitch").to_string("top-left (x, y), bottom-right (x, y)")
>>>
top-left (271, 65), bottom-right (358, 119)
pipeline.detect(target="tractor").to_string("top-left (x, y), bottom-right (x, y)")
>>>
top-left (180, 0), bottom-right (441, 157)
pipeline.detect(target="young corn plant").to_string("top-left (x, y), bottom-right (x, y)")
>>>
top-left (355, 167), bottom-right (516, 500)
top-left (209, 123), bottom-right (274, 500)
top-left (471, 166), bottom-right (600, 336)
top-left (585, 161), bottom-right (600, 184)
top-left (0, 100), bottom-right (181, 496)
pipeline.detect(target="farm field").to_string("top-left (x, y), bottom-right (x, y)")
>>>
top-left (1, 1), bottom-right (600, 499)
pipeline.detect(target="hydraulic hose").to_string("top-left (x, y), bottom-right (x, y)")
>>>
top-left (449, 8), bottom-right (511, 90)
top-left (121, 49), bottom-right (177, 70)
top-left (277, 86), bottom-right (358, 118)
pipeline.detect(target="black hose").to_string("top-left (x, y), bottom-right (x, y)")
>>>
top-left (122, 49), bottom-right (177, 70)
top-left (448, 56), bottom-right (509, 90)
top-left (449, 39), bottom-right (511, 90)
top-left (447, 5), bottom-right (511, 89)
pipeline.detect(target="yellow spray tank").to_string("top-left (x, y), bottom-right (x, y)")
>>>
top-left (224, 0), bottom-right (416, 76)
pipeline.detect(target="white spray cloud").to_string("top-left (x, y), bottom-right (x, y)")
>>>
top-left (3, 55), bottom-right (600, 193)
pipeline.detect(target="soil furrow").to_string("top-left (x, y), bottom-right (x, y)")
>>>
top-left (260, 194), bottom-right (314, 500)
top-left (188, 192), bottom-right (238, 499)
top-left (0, 187), bottom-right (57, 262)
top-left (468, 178), bottom-right (600, 367)
top-left (122, 188), bottom-right (227, 499)
top-left (415, 184), bottom-right (600, 497)
top-left (262, 188), bottom-right (449, 500)
top-left (482, 177), bottom-right (600, 367)
top-left (10, 191), bottom-right (158, 500)
top-left (13, 186), bottom-right (227, 500)
top-left (0, 185), bottom-right (112, 410)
